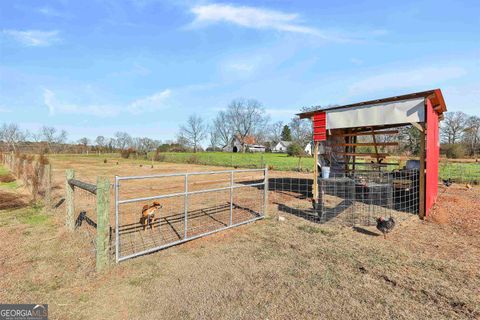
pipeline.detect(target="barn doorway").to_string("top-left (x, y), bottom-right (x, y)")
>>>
top-left (233, 146), bottom-right (238, 153)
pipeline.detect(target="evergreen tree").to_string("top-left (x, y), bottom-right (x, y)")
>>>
top-left (281, 125), bottom-right (292, 141)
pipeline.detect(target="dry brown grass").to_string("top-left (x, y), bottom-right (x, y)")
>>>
top-left (0, 155), bottom-right (479, 319)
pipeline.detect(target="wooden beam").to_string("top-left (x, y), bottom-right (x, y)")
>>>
top-left (418, 124), bottom-right (426, 219)
top-left (333, 142), bottom-right (398, 147)
top-left (331, 130), bottom-right (398, 137)
top-left (337, 152), bottom-right (389, 158)
top-left (313, 142), bottom-right (319, 202)
top-left (352, 162), bottom-right (400, 166)
top-left (411, 122), bottom-right (424, 133)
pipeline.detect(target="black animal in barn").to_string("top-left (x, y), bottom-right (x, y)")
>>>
top-left (376, 217), bottom-right (395, 239)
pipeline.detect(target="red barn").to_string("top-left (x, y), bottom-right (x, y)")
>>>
top-left (297, 89), bottom-right (447, 218)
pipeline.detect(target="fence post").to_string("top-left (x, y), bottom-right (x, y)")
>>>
top-left (65, 169), bottom-right (75, 231)
top-left (44, 164), bottom-right (52, 209)
top-left (229, 171), bottom-right (233, 226)
top-left (184, 174), bottom-right (188, 239)
top-left (264, 167), bottom-right (269, 216)
top-left (96, 176), bottom-right (110, 272)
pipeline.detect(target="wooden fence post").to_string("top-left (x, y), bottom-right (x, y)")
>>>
top-left (96, 176), bottom-right (110, 272)
top-left (65, 169), bottom-right (75, 231)
top-left (44, 164), bottom-right (52, 209)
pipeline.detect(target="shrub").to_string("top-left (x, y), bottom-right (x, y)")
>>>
top-left (186, 155), bottom-right (199, 164)
top-left (120, 148), bottom-right (136, 159)
top-left (445, 144), bottom-right (466, 159)
top-left (287, 143), bottom-right (305, 157)
top-left (153, 151), bottom-right (166, 162)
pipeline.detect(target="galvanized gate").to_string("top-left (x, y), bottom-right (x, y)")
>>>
top-left (114, 168), bottom-right (267, 262)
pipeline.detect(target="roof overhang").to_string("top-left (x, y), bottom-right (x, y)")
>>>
top-left (297, 89), bottom-right (447, 119)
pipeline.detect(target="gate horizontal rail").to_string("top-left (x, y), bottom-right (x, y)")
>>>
top-left (115, 168), bottom-right (267, 262)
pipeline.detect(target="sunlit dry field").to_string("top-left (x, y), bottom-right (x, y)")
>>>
top-left (0, 154), bottom-right (479, 319)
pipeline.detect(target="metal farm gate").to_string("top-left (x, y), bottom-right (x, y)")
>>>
top-left (114, 169), bottom-right (267, 262)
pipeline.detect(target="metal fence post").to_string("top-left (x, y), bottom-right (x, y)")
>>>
top-left (115, 176), bottom-right (120, 263)
top-left (184, 174), bottom-right (188, 239)
top-left (65, 169), bottom-right (75, 231)
top-left (230, 171), bottom-right (233, 225)
top-left (96, 176), bottom-right (110, 272)
top-left (264, 167), bottom-right (268, 216)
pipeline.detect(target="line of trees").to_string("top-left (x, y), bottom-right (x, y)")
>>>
top-left (440, 112), bottom-right (480, 157)
top-left (176, 99), bottom-right (317, 153)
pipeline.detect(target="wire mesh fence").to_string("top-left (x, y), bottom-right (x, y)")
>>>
top-left (115, 169), bottom-right (267, 262)
top-left (268, 169), bottom-right (419, 226)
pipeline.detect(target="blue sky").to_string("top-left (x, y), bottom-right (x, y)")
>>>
top-left (1, 0), bottom-right (479, 142)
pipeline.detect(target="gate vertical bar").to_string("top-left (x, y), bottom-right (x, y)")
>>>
top-left (115, 176), bottom-right (120, 263)
top-left (264, 167), bottom-right (268, 216)
top-left (229, 171), bottom-right (233, 225)
top-left (184, 174), bottom-right (188, 239)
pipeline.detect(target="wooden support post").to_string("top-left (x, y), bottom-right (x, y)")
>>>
top-left (65, 169), bottom-right (75, 231)
top-left (96, 176), bottom-right (110, 272)
top-left (313, 141), bottom-right (319, 202)
top-left (418, 125), bottom-right (426, 219)
top-left (44, 164), bottom-right (52, 209)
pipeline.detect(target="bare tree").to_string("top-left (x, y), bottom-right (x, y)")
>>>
top-left (95, 136), bottom-right (106, 148)
top-left (289, 117), bottom-right (312, 146)
top-left (41, 126), bottom-right (67, 153)
top-left (177, 115), bottom-right (207, 153)
top-left (212, 111), bottom-right (234, 148)
top-left (269, 121), bottom-right (284, 144)
top-left (208, 125), bottom-right (220, 150)
top-left (441, 111), bottom-right (467, 144)
top-left (78, 137), bottom-right (89, 146)
top-left (114, 132), bottom-right (133, 150)
top-left (463, 116), bottom-right (480, 156)
top-left (0, 123), bottom-right (26, 152)
top-left (226, 98), bottom-right (269, 152)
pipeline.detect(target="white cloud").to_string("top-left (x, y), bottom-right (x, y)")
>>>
top-left (3, 29), bottom-right (60, 47)
top-left (44, 89), bottom-right (118, 117)
top-left (43, 88), bottom-right (172, 117)
top-left (37, 7), bottom-right (69, 18)
top-left (349, 66), bottom-right (467, 95)
top-left (190, 3), bottom-right (338, 40)
top-left (0, 107), bottom-right (12, 113)
top-left (128, 89), bottom-right (171, 114)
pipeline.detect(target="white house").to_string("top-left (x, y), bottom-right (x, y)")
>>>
top-left (272, 141), bottom-right (292, 153)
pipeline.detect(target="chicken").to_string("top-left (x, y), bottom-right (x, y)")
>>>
top-left (376, 217), bottom-right (395, 239)
top-left (442, 178), bottom-right (453, 187)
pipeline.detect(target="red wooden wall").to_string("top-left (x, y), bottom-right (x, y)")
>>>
top-left (425, 98), bottom-right (440, 217)
top-left (313, 112), bottom-right (326, 141)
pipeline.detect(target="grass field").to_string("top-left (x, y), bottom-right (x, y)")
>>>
top-left (126, 151), bottom-right (480, 182)
top-left (0, 155), bottom-right (479, 319)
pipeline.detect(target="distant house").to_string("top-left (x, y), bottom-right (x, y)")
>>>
top-left (223, 134), bottom-right (266, 153)
top-left (272, 141), bottom-right (292, 153)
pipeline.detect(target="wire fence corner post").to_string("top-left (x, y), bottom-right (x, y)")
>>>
top-left (96, 176), bottom-right (110, 272)
top-left (184, 173), bottom-right (188, 239)
top-left (65, 169), bottom-right (75, 231)
top-left (114, 176), bottom-right (120, 263)
top-left (264, 167), bottom-right (268, 216)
